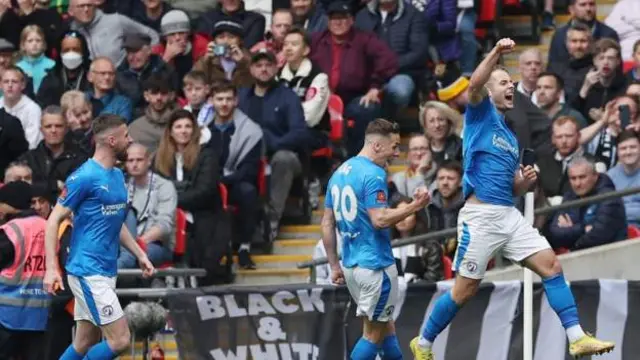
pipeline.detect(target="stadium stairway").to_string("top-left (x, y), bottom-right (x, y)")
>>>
top-left (117, 0), bottom-right (620, 357)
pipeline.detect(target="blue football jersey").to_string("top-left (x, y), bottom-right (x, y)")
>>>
top-left (462, 97), bottom-right (520, 206)
top-left (324, 156), bottom-right (395, 270)
top-left (59, 159), bottom-right (128, 277)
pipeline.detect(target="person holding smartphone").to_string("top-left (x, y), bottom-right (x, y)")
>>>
top-left (193, 19), bottom-right (254, 88)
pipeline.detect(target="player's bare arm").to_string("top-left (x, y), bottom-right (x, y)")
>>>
top-left (320, 208), bottom-right (344, 284)
top-left (119, 225), bottom-right (155, 277)
top-left (513, 165), bottom-right (538, 196)
top-left (44, 203), bottom-right (72, 293)
top-left (368, 188), bottom-right (430, 229)
top-left (468, 38), bottom-right (516, 105)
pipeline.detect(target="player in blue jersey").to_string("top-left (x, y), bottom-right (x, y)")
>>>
top-left (322, 119), bottom-right (431, 360)
top-left (410, 38), bottom-right (615, 360)
top-left (43, 114), bottom-right (154, 360)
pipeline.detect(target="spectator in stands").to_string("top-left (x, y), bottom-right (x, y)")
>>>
top-left (355, 0), bottom-right (428, 112)
top-left (608, 130), bottom-right (640, 227)
top-left (130, 0), bottom-right (173, 33)
top-left (68, 0), bottom-right (159, 67)
top-left (117, 34), bottom-right (178, 118)
top-left (14, 0), bottom-right (65, 57)
top-left (411, 0), bottom-right (459, 66)
top-left (311, 2), bottom-right (398, 155)
top-left (547, 23), bottom-right (594, 104)
top-left (0, 39), bottom-right (14, 86)
top-left (36, 30), bottom-right (92, 109)
top-left (16, 25), bottom-right (55, 96)
top-left (193, 20), bottom-right (254, 88)
top-left (238, 49), bottom-right (307, 238)
top-left (182, 71), bottom-right (211, 119)
top-left (196, 0), bottom-right (266, 48)
top-left (3, 161), bottom-right (32, 184)
top-left (517, 48), bottom-right (543, 98)
top-left (19, 105), bottom-right (86, 193)
top-left (129, 74), bottom-right (179, 154)
top-left (205, 80), bottom-right (263, 269)
top-left (0, 66), bottom-right (42, 149)
top-left (433, 65), bottom-right (470, 112)
top-left (604, 0), bottom-right (640, 61)
top-left (0, 4), bottom-right (20, 48)
top-left (61, 90), bottom-right (93, 155)
top-left (535, 72), bottom-right (588, 128)
top-left (251, 9), bottom-right (293, 68)
top-left (0, 107), bottom-right (28, 177)
top-left (279, 28), bottom-right (330, 150)
top-left (291, 0), bottom-right (327, 33)
top-left (87, 57), bottom-right (133, 123)
top-left (548, 0), bottom-right (618, 65)
top-left (30, 182), bottom-right (53, 219)
top-left (152, 10), bottom-right (210, 83)
top-left (391, 133), bottom-right (435, 197)
top-left (426, 160), bottom-right (463, 258)
top-left (154, 110), bottom-right (226, 284)
top-left (548, 156), bottom-right (626, 250)
top-left (573, 39), bottom-right (626, 124)
top-left (420, 101), bottom-right (462, 165)
top-left (538, 116), bottom-right (588, 200)
top-left (625, 41), bottom-right (640, 86)
top-left (120, 143), bottom-right (177, 268)
top-left (455, 2), bottom-right (476, 76)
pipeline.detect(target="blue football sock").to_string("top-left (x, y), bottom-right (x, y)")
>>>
top-left (83, 340), bottom-right (117, 360)
top-left (381, 334), bottom-right (403, 360)
top-left (421, 291), bottom-right (460, 342)
top-left (542, 273), bottom-right (580, 329)
top-left (351, 337), bottom-right (379, 360)
top-left (60, 344), bottom-right (84, 360)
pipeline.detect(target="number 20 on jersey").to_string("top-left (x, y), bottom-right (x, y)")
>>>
top-left (331, 185), bottom-right (357, 222)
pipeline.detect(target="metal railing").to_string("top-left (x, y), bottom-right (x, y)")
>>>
top-left (297, 186), bottom-right (640, 270)
top-left (117, 268), bottom-right (206, 278)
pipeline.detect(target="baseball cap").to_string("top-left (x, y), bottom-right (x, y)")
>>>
top-left (212, 19), bottom-right (244, 38)
top-left (0, 181), bottom-right (32, 210)
top-left (123, 34), bottom-right (152, 52)
top-left (251, 48), bottom-right (276, 64)
top-left (327, 1), bottom-right (352, 16)
top-left (0, 38), bottom-right (14, 53)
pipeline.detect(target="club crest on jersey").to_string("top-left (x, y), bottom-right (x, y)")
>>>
top-left (376, 191), bottom-right (386, 203)
top-left (59, 186), bottom-right (68, 200)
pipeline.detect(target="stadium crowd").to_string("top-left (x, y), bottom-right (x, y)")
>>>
top-left (0, 0), bottom-right (638, 357)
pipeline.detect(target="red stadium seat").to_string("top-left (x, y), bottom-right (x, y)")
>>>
top-left (555, 247), bottom-right (570, 255)
top-left (312, 94), bottom-right (346, 158)
top-left (627, 225), bottom-right (640, 239)
top-left (218, 183), bottom-right (229, 212)
top-left (258, 157), bottom-right (269, 197)
top-left (442, 256), bottom-right (453, 280)
top-left (174, 208), bottom-right (187, 256)
top-left (624, 61), bottom-right (635, 74)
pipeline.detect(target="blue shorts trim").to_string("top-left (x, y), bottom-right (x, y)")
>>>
top-left (79, 277), bottom-right (101, 326)
top-left (372, 270), bottom-right (391, 320)
top-left (455, 222), bottom-right (471, 273)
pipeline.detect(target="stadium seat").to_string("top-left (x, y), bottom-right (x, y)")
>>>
top-left (623, 61), bottom-right (635, 74)
top-left (174, 208), bottom-right (187, 257)
top-left (627, 224), bottom-right (640, 239)
top-left (219, 183), bottom-right (229, 212)
top-left (442, 256), bottom-right (453, 279)
top-left (555, 247), bottom-right (570, 255)
top-left (312, 94), bottom-right (346, 159)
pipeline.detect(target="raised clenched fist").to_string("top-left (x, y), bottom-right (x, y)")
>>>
top-left (495, 38), bottom-right (516, 54)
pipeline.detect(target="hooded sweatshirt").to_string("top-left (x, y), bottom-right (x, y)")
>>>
top-left (128, 105), bottom-right (176, 154)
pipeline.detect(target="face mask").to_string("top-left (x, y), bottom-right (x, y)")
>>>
top-left (61, 51), bottom-right (83, 70)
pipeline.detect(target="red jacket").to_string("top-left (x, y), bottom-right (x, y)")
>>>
top-left (152, 33), bottom-right (211, 64)
top-left (310, 29), bottom-right (398, 103)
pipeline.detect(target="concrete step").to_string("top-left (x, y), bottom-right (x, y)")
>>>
top-left (272, 238), bottom-right (318, 255)
top-left (278, 224), bottom-right (321, 239)
top-left (235, 268), bottom-right (310, 285)
top-left (229, 254), bottom-right (313, 268)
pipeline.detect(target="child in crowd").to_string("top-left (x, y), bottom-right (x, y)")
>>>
top-left (182, 70), bottom-right (211, 119)
top-left (16, 25), bottom-right (55, 94)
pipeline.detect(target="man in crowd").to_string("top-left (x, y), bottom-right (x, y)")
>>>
top-left (238, 49), bottom-right (307, 239)
top-left (19, 106), bottom-right (86, 193)
top-left (291, 0), bottom-right (327, 33)
top-left (117, 34), bottom-right (178, 118)
top-left (68, 0), bottom-right (159, 67)
top-left (608, 130), bottom-right (640, 227)
top-left (129, 74), bottom-right (179, 153)
top-left (548, 0), bottom-right (618, 64)
top-left (205, 80), bottom-right (263, 269)
top-left (549, 156), bottom-right (626, 250)
top-left (87, 57), bottom-right (133, 123)
top-left (252, 9), bottom-right (294, 68)
top-left (535, 72), bottom-right (588, 128)
top-left (517, 48), bottom-right (543, 98)
top-left (196, 0), bottom-right (266, 48)
top-left (3, 162), bottom-right (32, 185)
top-left (0, 67), bottom-right (42, 149)
top-left (426, 160), bottom-right (464, 258)
top-left (0, 102), bottom-right (28, 177)
top-left (120, 143), bottom-right (177, 268)
top-left (130, 0), bottom-right (174, 32)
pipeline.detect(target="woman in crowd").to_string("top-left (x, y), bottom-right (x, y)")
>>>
top-left (16, 24), bottom-right (55, 95)
top-left (154, 109), bottom-right (228, 285)
top-left (37, 31), bottom-right (92, 108)
top-left (420, 100), bottom-right (463, 166)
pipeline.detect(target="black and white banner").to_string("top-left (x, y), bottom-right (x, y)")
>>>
top-left (167, 280), bottom-right (640, 360)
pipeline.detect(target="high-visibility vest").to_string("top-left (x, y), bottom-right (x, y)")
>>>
top-left (0, 215), bottom-right (50, 331)
top-left (57, 219), bottom-right (75, 316)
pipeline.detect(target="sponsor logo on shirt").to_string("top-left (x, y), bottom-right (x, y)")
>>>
top-left (492, 134), bottom-right (519, 156)
top-left (376, 191), bottom-right (386, 203)
top-left (101, 203), bottom-right (127, 216)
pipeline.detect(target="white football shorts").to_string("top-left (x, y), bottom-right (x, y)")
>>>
top-left (67, 274), bottom-right (124, 326)
top-left (452, 203), bottom-right (551, 279)
top-left (343, 264), bottom-right (398, 322)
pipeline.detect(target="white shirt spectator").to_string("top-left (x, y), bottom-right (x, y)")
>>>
top-left (605, 0), bottom-right (640, 61)
top-left (0, 95), bottom-right (42, 149)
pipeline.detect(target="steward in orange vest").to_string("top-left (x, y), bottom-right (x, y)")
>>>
top-left (0, 181), bottom-right (49, 360)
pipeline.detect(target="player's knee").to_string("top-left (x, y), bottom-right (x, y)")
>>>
top-left (546, 256), bottom-right (563, 277)
top-left (107, 325), bottom-right (131, 353)
top-left (363, 320), bottom-right (388, 344)
top-left (451, 277), bottom-right (480, 305)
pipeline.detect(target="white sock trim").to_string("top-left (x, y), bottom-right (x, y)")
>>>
top-left (418, 336), bottom-right (432, 349)
top-left (567, 325), bottom-right (586, 343)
